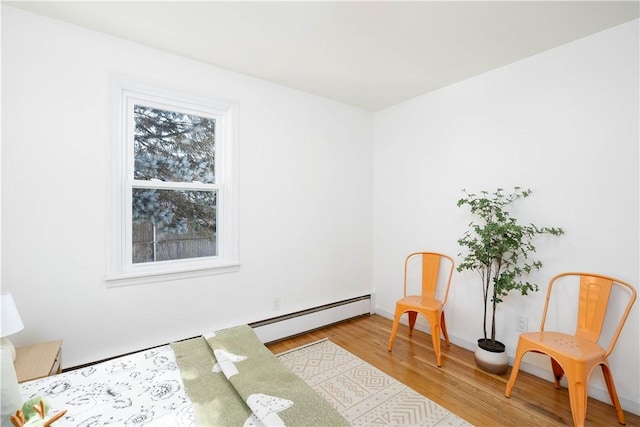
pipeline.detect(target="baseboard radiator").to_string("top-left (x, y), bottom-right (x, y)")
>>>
top-left (249, 295), bottom-right (372, 344)
top-left (65, 295), bottom-right (371, 372)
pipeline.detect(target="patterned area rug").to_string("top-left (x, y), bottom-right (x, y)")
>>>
top-left (277, 339), bottom-right (472, 426)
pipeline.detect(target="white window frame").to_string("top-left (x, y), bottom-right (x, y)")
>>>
top-left (106, 75), bottom-right (239, 286)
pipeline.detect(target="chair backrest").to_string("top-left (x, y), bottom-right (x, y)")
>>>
top-left (540, 272), bottom-right (637, 357)
top-left (403, 252), bottom-right (455, 303)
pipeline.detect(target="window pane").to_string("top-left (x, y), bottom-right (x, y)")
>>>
top-left (132, 189), bottom-right (217, 263)
top-left (133, 105), bottom-right (215, 183)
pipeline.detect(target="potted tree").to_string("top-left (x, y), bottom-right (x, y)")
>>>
top-left (457, 187), bottom-right (563, 374)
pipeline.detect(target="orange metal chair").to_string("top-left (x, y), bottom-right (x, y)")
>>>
top-left (505, 272), bottom-right (637, 427)
top-left (387, 252), bottom-right (455, 367)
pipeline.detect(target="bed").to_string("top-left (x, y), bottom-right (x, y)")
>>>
top-left (16, 325), bottom-right (349, 426)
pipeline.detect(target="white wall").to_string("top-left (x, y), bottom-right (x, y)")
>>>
top-left (1, 6), bottom-right (373, 367)
top-left (373, 19), bottom-right (639, 413)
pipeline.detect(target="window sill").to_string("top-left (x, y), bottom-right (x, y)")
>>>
top-left (105, 262), bottom-right (241, 287)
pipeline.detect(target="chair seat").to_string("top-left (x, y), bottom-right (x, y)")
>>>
top-left (397, 295), bottom-right (443, 311)
top-left (519, 331), bottom-right (605, 362)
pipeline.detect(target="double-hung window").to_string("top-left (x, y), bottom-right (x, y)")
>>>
top-left (107, 76), bottom-right (238, 285)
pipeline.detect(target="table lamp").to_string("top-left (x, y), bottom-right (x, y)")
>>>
top-left (1, 293), bottom-right (24, 362)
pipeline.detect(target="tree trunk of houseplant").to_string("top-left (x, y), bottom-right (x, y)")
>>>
top-left (474, 284), bottom-right (508, 374)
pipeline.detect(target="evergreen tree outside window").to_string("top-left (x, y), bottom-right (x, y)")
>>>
top-left (132, 105), bottom-right (217, 263)
top-left (107, 77), bottom-right (238, 285)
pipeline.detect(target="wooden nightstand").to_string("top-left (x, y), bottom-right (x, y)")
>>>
top-left (14, 339), bottom-right (63, 383)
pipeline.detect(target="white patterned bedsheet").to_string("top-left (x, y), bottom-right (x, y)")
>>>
top-left (19, 344), bottom-right (196, 427)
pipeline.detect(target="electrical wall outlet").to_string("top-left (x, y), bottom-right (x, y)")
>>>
top-left (516, 316), bottom-right (528, 332)
top-left (273, 297), bottom-right (281, 311)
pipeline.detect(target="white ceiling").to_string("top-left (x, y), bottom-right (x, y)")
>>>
top-left (5, 1), bottom-right (639, 111)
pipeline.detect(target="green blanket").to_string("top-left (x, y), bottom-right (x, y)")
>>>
top-left (171, 325), bottom-right (349, 427)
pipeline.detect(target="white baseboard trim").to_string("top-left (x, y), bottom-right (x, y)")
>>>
top-left (375, 307), bottom-right (639, 416)
top-left (250, 295), bottom-right (371, 344)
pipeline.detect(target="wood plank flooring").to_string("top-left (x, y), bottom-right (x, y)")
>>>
top-left (266, 314), bottom-right (639, 427)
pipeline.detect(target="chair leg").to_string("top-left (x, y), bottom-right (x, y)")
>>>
top-left (388, 306), bottom-right (403, 352)
top-left (505, 347), bottom-right (525, 397)
top-left (429, 322), bottom-right (442, 367)
top-left (601, 363), bottom-right (626, 425)
top-left (551, 357), bottom-right (565, 389)
top-left (407, 311), bottom-right (417, 336)
top-left (440, 311), bottom-right (450, 346)
top-left (565, 374), bottom-right (588, 427)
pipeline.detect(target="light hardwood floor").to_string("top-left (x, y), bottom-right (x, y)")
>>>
top-left (266, 314), bottom-right (639, 427)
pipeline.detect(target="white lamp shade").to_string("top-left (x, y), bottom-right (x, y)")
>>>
top-left (1, 293), bottom-right (24, 337)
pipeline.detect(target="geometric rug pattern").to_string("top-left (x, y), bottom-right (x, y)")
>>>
top-left (277, 339), bottom-right (473, 426)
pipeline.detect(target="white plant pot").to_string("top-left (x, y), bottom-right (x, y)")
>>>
top-left (474, 339), bottom-right (508, 375)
